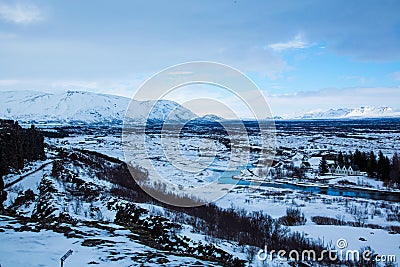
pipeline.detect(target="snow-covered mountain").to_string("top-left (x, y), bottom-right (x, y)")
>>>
top-left (0, 90), bottom-right (197, 124)
top-left (284, 106), bottom-right (400, 120)
top-left (195, 114), bottom-right (224, 122)
top-left (3, 90), bottom-right (398, 123)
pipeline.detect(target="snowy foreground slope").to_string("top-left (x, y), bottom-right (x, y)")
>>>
top-left (0, 216), bottom-right (224, 267)
top-left (0, 90), bottom-right (196, 124)
top-left (1, 148), bottom-right (249, 267)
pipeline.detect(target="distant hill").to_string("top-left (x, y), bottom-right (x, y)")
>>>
top-left (283, 106), bottom-right (400, 120)
top-left (199, 114), bottom-right (224, 122)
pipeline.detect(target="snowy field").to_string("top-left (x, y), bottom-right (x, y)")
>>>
top-left (2, 119), bottom-right (399, 266)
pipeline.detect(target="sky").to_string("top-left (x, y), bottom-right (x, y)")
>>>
top-left (0, 0), bottom-right (400, 117)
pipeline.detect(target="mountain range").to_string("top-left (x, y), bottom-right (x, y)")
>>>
top-left (282, 106), bottom-right (400, 120)
top-left (0, 90), bottom-right (399, 123)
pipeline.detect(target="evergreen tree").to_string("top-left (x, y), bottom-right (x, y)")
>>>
top-left (376, 151), bottom-right (391, 181)
top-left (377, 151), bottom-right (385, 179)
top-left (337, 151), bottom-right (344, 165)
top-left (0, 119), bottom-right (45, 176)
top-left (319, 157), bottom-right (328, 175)
top-left (390, 153), bottom-right (400, 186)
top-left (0, 176), bottom-right (6, 211)
top-left (367, 151), bottom-right (377, 177)
top-left (360, 151), bottom-right (368, 171)
top-left (384, 156), bottom-right (391, 180)
top-left (353, 149), bottom-right (363, 170)
top-left (344, 153), bottom-right (350, 165)
top-left (347, 152), bottom-right (353, 166)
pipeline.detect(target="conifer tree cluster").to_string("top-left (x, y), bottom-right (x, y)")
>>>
top-left (0, 119), bottom-right (45, 176)
top-left (335, 149), bottom-right (400, 187)
top-left (0, 119), bottom-right (45, 209)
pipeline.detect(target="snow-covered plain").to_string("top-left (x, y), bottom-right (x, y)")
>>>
top-left (2, 116), bottom-right (400, 266)
top-left (37, 119), bottom-right (400, 265)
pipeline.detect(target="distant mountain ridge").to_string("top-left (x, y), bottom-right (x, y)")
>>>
top-left (199, 114), bottom-right (224, 121)
top-left (0, 90), bottom-right (197, 124)
top-left (2, 90), bottom-right (398, 123)
top-left (283, 106), bottom-right (400, 120)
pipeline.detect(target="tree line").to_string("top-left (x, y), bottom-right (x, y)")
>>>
top-left (320, 149), bottom-right (400, 188)
top-left (0, 119), bottom-right (45, 209)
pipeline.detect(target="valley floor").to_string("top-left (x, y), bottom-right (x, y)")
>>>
top-left (2, 121), bottom-right (400, 266)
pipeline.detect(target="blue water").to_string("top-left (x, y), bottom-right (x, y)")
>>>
top-left (218, 173), bottom-right (400, 202)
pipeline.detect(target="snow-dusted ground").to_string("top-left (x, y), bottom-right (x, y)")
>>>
top-left (0, 216), bottom-right (225, 267)
top-left (216, 185), bottom-right (400, 260)
top-left (291, 224), bottom-right (400, 262)
top-left (1, 154), bottom-right (249, 266)
top-left (3, 120), bottom-right (399, 266)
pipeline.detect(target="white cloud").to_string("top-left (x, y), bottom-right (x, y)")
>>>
top-left (268, 33), bottom-right (310, 52)
top-left (0, 3), bottom-right (43, 24)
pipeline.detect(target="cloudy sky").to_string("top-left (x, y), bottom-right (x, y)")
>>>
top-left (0, 0), bottom-right (400, 117)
